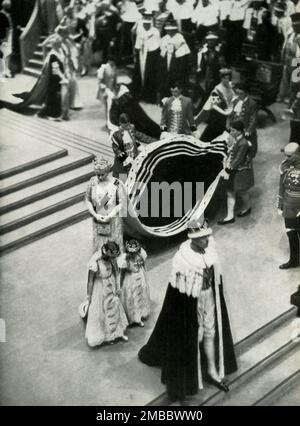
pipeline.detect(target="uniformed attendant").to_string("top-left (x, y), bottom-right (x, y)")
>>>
top-left (160, 81), bottom-right (197, 135)
top-left (218, 120), bottom-right (255, 224)
top-left (111, 113), bottom-right (156, 180)
top-left (230, 82), bottom-right (258, 158)
top-left (277, 143), bottom-right (300, 269)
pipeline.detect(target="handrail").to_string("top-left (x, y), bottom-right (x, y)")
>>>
top-left (20, 0), bottom-right (42, 70)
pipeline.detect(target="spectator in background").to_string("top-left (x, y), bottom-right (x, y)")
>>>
top-left (277, 12), bottom-right (300, 104)
top-left (134, 11), bottom-right (161, 103)
top-left (0, 0), bottom-right (13, 78)
top-left (255, 9), bottom-right (284, 62)
top-left (192, 0), bottom-right (219, 44)
top-left (226, 0), bottom-right (250, 65)
top-left (159, 18), bottom-right (191, 99)
top-left (196, 32), bottom-right (226, 105)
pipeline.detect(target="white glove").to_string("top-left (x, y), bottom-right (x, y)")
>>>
top-left (277, 209), bottom-right (283, 216)
top-left (220, 169), bottom-right (230, 180)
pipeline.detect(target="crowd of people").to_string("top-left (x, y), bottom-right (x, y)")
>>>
top-left (1, 0), bottom-right (300, 403)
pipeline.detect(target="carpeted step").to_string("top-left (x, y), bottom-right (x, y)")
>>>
top-left (0, 148), bottom-right (67, 180)
top-left (253, 369), bottom-right (300, 406)
top-left (23, 66), bottom-right (41, 78)
top-left (203, 315), bottom-right (299, 406)
top-left (0, 181), bottom-right (88, 235)
top-left (0, 152), bottom-right (93, 197)
top-left (33, 51), bottom-right (43, 60)
top-left (1, 109), bottom-right (113, 158)
top-left (0, 163), bottom-right (93, 215)
top-left (28, 58), bottom-right (44, 69)
top-left (0, 201), bottom-right (89, 255)
top-left (215, 344), bottom-right (300, 406)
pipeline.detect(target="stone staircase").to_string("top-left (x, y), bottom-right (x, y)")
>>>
top-left (148, 307), bottom-right (300, 406)
top-left (24, 35), bottom-right (46, 78)
top-left (0, 108), bottom-right (113, 255)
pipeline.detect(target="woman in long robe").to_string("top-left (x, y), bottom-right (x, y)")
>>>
top-left (85, 156), bottom-right (124, 253)
top-left (0, 33), bottom-right (68, 118)
top-left (85, 241), bottom-right (128, 347)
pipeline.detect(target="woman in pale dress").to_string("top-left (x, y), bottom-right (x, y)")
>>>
top-left (85, 156), bottom-right (124, 252)
top-left (85, 241), bottom-right (129, 347)
top-left (118, 239), bottom-right (151, 327)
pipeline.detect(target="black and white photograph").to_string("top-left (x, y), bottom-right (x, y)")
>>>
top-left (0, 0), bottom-right (300, 408)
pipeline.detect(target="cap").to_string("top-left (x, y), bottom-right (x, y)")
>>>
top-left (205, 31), bottom-right (219, 40)
top-left (164, 19), bottom-right (178, 30)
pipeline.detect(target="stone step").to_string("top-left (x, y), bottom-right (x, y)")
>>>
top-left (0, 201), bottom-right (89, 255)
top-left (1, 109), bottom-right (113, 157)
top-left (33, 50), bottom-right (43, 59)
top-left (253, 369), bottom-right (300, 406)
top-left (203, 316), bottom-right (299, 406)
top-left (214, 344), bottom-right (300, 406)
top-left (0, 148), bottom-right (67, 180)
top-left (28, 58), bottom-right (44, 69)
top-left (148, 308), bottom-right (298, 406)
top-left (23, 66), bottom-right (41, 78)
top-left (0, 152), bottom-right (93, 197)
top-left (0, 181), bottom-right (88, 235)
top-left (0, 163), bottom-right (93, 215)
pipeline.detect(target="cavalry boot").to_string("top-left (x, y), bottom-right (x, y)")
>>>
top-left (279, 230), bottom-right (300, 269)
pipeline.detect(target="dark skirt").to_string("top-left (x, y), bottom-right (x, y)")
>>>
top-left (228, 164), bottom-right (255, 192)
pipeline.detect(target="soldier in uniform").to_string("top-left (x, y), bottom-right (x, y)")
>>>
top-left (278, 143), bottom-right (300, 269)
top-left (160, 80), bottom-right (197, 135)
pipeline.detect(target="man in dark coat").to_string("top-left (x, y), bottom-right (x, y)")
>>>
top-left (138, 220), bottom-right (237, 402)
top-left (278, 142), bottom-right (300, 269)
top-left (160, 81), bottom-right (197, 135)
